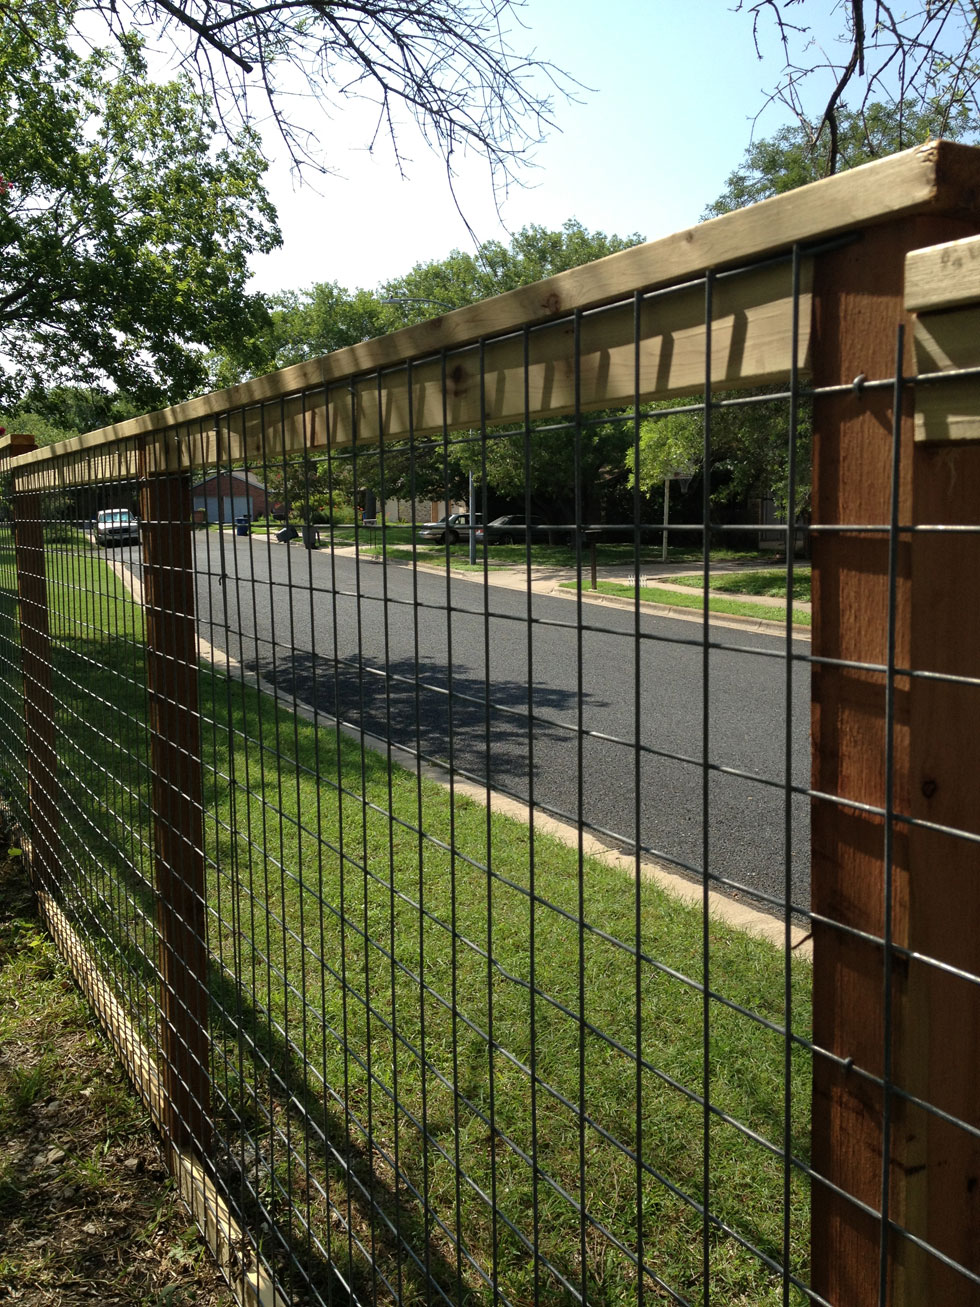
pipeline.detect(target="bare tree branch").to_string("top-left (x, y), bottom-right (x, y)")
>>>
top-left (38, 0), bottom-right (576, 200)
top-left (822, 4), bottom-right (865, 175)
top-left (152, 0), bottom-right (255, 69)
top-left (739, 0), bottom-right (980, 174)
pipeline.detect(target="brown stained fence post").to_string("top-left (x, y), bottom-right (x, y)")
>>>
top-left (809, 213), bottom-right (980, 1304)
top-left (138, 462), bottom-right (211, 1159)
top-left (901, 240), bottom-right (980, 1303)
top-left (4, 435), bottom-right (61, 895)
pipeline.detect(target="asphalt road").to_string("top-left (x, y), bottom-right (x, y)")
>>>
top-left (185, 533), bottom-right (811, 913)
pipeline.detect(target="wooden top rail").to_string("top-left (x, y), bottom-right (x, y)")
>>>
top-left (907, 233), bottom-right (980, 443)
top-left (6, 140), bottom-right (980, 485)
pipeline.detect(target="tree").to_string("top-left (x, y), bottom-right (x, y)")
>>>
top-left (3, 386), bottom-right (144, 440)
top-left (375, 221), bottom-right (647, 517)
top-left (675, 95), bottom-right (980, 522)
top-left (209, 284), bottom-right (391, 388)
top-left (627, 392), bottom-right (810, 528)
top-left (627, 406), bottom-right (703, 493)
top-left (705, 99), bottom-right (979, 218)
top-left (3, 0), bottom-right (569, 201)
top-left (739, 1), bottom-right (980, 174)
top-left (0, 4), bottom-right (280, 408)
top-left (207, 221), bottom-right (647, 517)
top-left (381, 218), bottom-right (645, 310)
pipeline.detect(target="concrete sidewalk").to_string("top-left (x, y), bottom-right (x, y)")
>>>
top-left (365, 547), bottom-right (812, 638)
top-left (269, 529), bottom-right (811, 636)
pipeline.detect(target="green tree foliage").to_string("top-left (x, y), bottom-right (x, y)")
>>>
top-left (0, 2), bottom-right (281, 408)
top-left (381, 218), bottom-right (644, 310)
top-left (627, 393), bottom-right (810, 523)
top-left (0, 409), bottom-right (78, 449)
top-left (739, 1), bottom-right (980, 175)
top-left (644, 97), bottom-right (980, 520)
top-left (2, 386), bottom-right (144, 444)
top-left (207, 221), bottom-right (646, 519)
top-left (262, 452), bottom-right (346, 524)
top-left (627, 406), bottom-right (703, 491)
top-left (209, 285), bottom-right (391, 388)
top-left (705, 100), bottom-right (978, 218)
top-left (379, 221), bottom-right (646, 516)
top-left (0, 0), bottom-right (568, 203)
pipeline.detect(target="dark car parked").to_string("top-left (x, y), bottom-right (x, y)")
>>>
top-left (474, 514), bottom-right (554, 545)
top-left (418, 512), bottom-right (481, 545)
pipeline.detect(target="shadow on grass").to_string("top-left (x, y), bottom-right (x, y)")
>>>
top-left (0, 545), bottom-right (813, 1307)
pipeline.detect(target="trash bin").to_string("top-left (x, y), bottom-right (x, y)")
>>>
top-left (276, 524), bottom-right (299, 543)
top-left (235, 515), bottom-right (250, 537)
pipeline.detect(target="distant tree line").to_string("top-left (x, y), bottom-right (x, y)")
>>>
top-left (6, 90), bottom-right (977, 530)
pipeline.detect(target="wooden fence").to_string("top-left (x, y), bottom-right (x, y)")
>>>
top-left (1, 141), bottom-right (979, 1306)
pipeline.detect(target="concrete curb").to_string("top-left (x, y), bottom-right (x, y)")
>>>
top-left (107, 554), bottom-right (811, 956)
top-left (547, 581), bottom-right (813, 639)
top-left (399, 551), bottom-right (812, 640)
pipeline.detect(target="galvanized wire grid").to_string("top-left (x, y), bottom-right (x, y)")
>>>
top-left (0, 242), bottom-right (977, 1307)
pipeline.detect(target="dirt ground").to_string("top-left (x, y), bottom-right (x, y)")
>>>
top-left (0, 841), bottom-right (233, 1306)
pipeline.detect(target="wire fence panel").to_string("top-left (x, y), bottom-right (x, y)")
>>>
top-left (1, 146), bottom-right (978, 1307)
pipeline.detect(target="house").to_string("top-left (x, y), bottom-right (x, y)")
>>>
top-left (191, 471), bottom-right (270, 523)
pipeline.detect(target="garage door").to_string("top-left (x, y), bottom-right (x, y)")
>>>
top-left (200, 495), bottom-right (250, 524)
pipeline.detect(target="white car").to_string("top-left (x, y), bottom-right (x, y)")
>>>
top-left (95, 509), bottom-right (140, 546)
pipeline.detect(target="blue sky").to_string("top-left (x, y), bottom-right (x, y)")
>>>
top-left (247, 1), bottom-right (850, 294)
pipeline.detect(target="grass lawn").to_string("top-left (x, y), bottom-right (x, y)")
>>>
top-left (667, 568), bottom-right (811, 603)
top-left (563, 579), bottom-right (811, 628)
top-left (0, 536), bottom-right (814, 1306)
top-left (371, 538), bottom-right (775, 569)
top-left (0, 841), bottom-right (233, 1306)
top-left (42, 523), bottom-right (95, 549)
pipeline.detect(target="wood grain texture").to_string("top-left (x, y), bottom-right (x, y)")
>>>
top-left (905, 232), bottom-right (980, 311)
top-left (7, 263), bottom-right (815, 485)
top-left (911, 300), bottom-right (980, 441)
top-left (903, 436), bottom-right (980, 1301)
top-left (5, 439), bottom-right (62, 906)
top-left (810, 212), bottom-right (980, 1307)
top-left (907, 233), bottom-right (980, 442)
top-left (138, 471), bottom-right (211, 1160)
top-left (7, 140), bottom-right (980, 479)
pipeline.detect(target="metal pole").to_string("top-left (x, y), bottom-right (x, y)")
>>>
top-left (662, 474), bottom-right (669, 563)
top-left (468, 468), bottom-right (476, 565)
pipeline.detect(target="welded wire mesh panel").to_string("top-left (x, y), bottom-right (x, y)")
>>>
top-left (143, 248), bottom-right (814, 1307)
top-left (0, 443), bottom-right (162, 1066)
top-left (0, 512), bottom-right (27, 822)
top-left (2, 213), bottom-right (978, 1307)
top-left (806, 303), bottom-right (980, 1304)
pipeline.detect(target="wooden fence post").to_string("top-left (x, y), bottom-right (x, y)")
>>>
top-left (810, 214), bottom-right (980, 1304)
top-left (4, 435), bottom-right (61, 895)
top-left (139, 464), bottom-right (211, 1158)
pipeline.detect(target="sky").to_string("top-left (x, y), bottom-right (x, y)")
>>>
top-left (243, 1), bottom-right (851, 297)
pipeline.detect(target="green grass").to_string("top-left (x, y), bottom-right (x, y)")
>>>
top-left (567, 579), bottom-right (812, 627)
top-left (199, 681), bottom-right (812, 1305)
top-left (0, 539), bottom-right (813, 1306)
top-left (410, 540), bottom-right (768, 567)
top-left (0, 829), bottom-right (232, 1305)
top-left (42, 522), bottom-right (94, 548)
top-left (667, 567), bottom-right (811, 602)
top-left (383, 545), bottom-right (512, 571)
